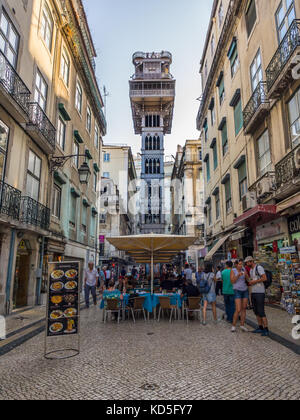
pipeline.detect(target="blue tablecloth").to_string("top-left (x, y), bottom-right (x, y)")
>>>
top-left (100, 293), bottom-right (182, 313)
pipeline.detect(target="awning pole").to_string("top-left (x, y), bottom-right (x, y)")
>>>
top-left (151, 251), bottom-right (154, 295)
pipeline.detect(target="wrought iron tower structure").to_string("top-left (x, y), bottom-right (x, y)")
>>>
top-left (129, 51), bottom-right (176, 234)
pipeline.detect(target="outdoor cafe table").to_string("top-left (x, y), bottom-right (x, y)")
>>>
top-left (100, 292), bottom-right (183, 321)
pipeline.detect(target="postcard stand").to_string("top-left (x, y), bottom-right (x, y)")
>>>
top-left (44, 261), bottom-right (81, 360)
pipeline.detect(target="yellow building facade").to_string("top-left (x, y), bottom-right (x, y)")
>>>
top-left (197, 0), bottom-right (300, 264)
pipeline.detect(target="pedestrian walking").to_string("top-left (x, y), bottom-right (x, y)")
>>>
top-left (84, 261), bottom-right (99, 308)
top-left (215, 265), bottom-right (223, 296)
top-left (105, 266), bottom-right (111, 288)
top-left (97, 267), bottom-right (105, 290)
top-left (222, 261), bottom-right (235, 324)
top-left (230, 259), bottom-right (249, 333)
top-left (195, 266), bottom-right (204, 290)
top-left (202, 263), bottom-right (218, 325)
top-left (184, 263), bottom-right (193, 282)
top-left (245, 256), bottom-right (269, 337)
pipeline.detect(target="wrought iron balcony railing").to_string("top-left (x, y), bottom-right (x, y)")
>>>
top-left (0, 51), bottom-right (30, 114)
top-left (275, 143), bottom-right (300, 189)
top-left (132, 73), bottom-right (173, 80)
top-left (20, 197), bottom-right (50, 230)
top-left (243, 82), bottom-right (270, 132)
top-left (266, 19), bottom-right (300, 93)
top-left (27, 102), bottom-right (56, 150)
top-left (0, 180), bottom-right (21, 220)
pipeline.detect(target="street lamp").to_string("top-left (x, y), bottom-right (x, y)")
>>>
top-left (78, 161), bottom-right (91, 184)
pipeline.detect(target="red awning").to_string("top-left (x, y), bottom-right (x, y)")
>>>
top-left (234, 205), bottom-right (277, 226)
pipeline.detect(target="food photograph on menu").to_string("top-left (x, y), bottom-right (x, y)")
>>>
top-left (47, 262), bottom-right (80, 337)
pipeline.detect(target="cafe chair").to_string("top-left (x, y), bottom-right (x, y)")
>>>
top-left (185, 297), bottom-right (202, 324)
top-left (104, 299), bottom-right (121, 324)
top-left (157, 297), bottom-right (177, 323)
top-left (127, 297), bottom-right (147, 323)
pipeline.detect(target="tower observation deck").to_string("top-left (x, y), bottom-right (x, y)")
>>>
top-left (129, 51), bottom-right (176, 234)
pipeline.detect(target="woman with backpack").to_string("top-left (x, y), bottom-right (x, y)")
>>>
top-left (230, 259), bottom-right (250, 333)
top-left (202, 263), bottom-right (218, 325)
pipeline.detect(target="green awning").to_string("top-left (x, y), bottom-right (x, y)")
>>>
top-left (59, 103), bottom-right (71, 121)
top-left (83, 199), bottom-right (90, 207)
top-left (74, 130), bottom-right (84, 144)
top-left (85, 149), bottom-right (92, 160)
top-left (93, 163), bottom-right (100, 173)
top-left (70, 187), bottom-right (80, 198)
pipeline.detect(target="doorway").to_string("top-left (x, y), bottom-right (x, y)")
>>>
top-left (13, 240), bottom-right (31, 309)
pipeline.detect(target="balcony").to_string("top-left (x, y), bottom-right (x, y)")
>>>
top-left (20, 197), bottom-right (50, 231)
top-left (26, 103), bottom-right (56, 154)
top-left (243, 82), bottom-right (270, 134)
top-left (0, 51), bottom-right (30, 123)
top-left (248, 172), bottom-right (276, 203)
top-left (130, 88), bottom-right (175, 98)
top-left (0, 181), bottom-right (21, 220)
top-left (266, 19), bottom-right (300, 99)
top-left (275, 143), bottom-right (300, 200)
top-left (132, 73), bottom-right (173, 80)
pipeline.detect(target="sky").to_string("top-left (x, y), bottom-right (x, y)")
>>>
top-left (83, 0), bottom-right (214, 157)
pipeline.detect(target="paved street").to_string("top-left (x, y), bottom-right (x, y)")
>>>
top-left (0, 305), bottom-right (300, 400)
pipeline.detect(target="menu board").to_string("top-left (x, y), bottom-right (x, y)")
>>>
top-left (47, 262), bottom-right (80, 338)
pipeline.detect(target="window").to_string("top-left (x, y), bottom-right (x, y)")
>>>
top-left (288, 88), bottom-right (300, 147)
top-left (73, 141), bottom-right (79, 168)
top-left (93, 172), bottom-right (97, 192)
top-left (57, 117), bottom-right (66, 150)
top-left (145, 115), bottom-right (160, 128)
top-left (34, 70), bottom-right (48, 111)
top-left (215, 192), bottom-right (220, 220)
top-left (86, 105), bottom-right (92, 133)
top-left (82, 206), bottom-right (87, 233)
top-left (208, 202), bottom-right (212, 226)
top-left (224, 179), bottom-right (232, 213)
top-left (104, 153), bottom-right (110, 162)
top-left (204, 61), bottom-right (208, 79)
top-left (0, 10), bottom-right (19, 67)
top-left (61, 48), bottom-right (70, 86)
top-left (234, 98), bottom-right (243, 136)
top-left (70, 194), bottom-right (77, 227)
top-left (211, 35), bottom-right (215, 57)
top-left (52, 184), bottom-right (61, 219)
top-left (218, 2), bottom-right (224, 27)
top-left (250, 49), bottom-right (263, 91)
top-left (228, 39), bottom-right (239, 77)
top-left (206, 157), bottom-right (211, 182)
top-left (257, 130), bottom-right (272, 177)
top-left (94, 125), bottom-right (99, 149)
top-left (75, 81), bottom-right (83, 114)
top-left (0, 120), bottom-right (9, 180)
top-left (245, 0), bottom-right (257, 37)
top-left (204, 120), bottom-right (208, 142)
top-left (238, 161), bottom-right (248, 200)
top-left (213, 143), bottom-right (218, 170)
top-left (276, 0), bottom-right (295, 42)
top-left (26, 150), bottom-right (41, 202)
top-left (221, 123), bottom-right (228, 156)
top-left (40, 3), bottom-right (53, 51)
top-left (103, 172), bottom-right (110, 178)
top-left (218, 75), bottom-right (225, 105)
top-left (211, 106), bottom-right (216, 126)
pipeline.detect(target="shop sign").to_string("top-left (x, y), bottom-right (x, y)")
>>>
top-left (279, 246), bottom-right (296, 254)
top-left (256, 219), bottom-right (285, 241)
top-left (288, 214), bottom-right (300, 235)
top-left (99, 235), bottom-right (105, 244)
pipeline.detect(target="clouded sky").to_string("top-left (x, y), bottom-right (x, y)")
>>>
top-left (83, 0), bottom-right (213, 156)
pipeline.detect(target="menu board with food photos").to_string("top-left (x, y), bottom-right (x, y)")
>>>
top-left (47, 262), bottom-right (80, 337)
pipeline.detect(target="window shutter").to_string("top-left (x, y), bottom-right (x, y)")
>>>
top-left (234, 99), bottom-right (243, 135)
top-left (238, 161), bottom-right (247, 182)
top-left (225, 180), bottom-right (231, 200)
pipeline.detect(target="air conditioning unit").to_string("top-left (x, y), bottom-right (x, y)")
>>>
top-left (256, 177), bottom-right (273, 199)
top-left (242, 192), bottom-right (257, 212)
top-left (295, 146), bottom-right (300, 170)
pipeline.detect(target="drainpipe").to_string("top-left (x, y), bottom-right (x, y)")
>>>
top-left (5, 228), bottom-right (16, 315)
top-left (35, 236), bottom-right (45, 306)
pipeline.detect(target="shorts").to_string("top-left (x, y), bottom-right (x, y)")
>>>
top-left (204, 292), bottom-right (217, 303)
top-left (234, 290), bottom-right (249, 300)
top-left (251, 293), bottom-right (266, 318)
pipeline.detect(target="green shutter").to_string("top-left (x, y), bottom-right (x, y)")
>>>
top-left (222, 124), bottom-right (228, 145)
top-left (234, 99), bottom-right (243, 135)
top-left (206, 158), bottom-right (210, 181)
top-left (219, 77), bottom-right (225, 98)
top-left (213, 144), bottom-right (218, 170)
top-left (225, 180), bottom-right (231, 200)
top-left (238, 161), bottom-right (247, 182)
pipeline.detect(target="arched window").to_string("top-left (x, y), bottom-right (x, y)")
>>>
top-left (145, 136), bottom-right (149, 150)
top-left (149, 136), bottom-right (153, 150)
top-left (153, 159), bottom-right (157, 174)
top-left (149, 159), bottom-right (153, 174)
top-left (157, 136), bottom-right (160, 150)
top-left (157, 160), bottom-right (161, 174)
top-left (145, 159), bottom-right (149, 174)
top-left (153, 136), bottom-right (156, 150)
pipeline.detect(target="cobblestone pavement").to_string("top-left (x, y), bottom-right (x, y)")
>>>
top-left (0, 305), bottom-right (300, 400)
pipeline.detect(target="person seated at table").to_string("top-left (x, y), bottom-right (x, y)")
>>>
top-left (160, 276), bottom-right (174, 292)
top-left (174, 275), bottom-right (184, 289)
top-left (181, 279), bottom-right (200, 301)
top-left (102, 280), bottom-right (123, 307)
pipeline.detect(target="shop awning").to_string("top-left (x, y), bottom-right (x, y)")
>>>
top-left (234, 205), bottom-right (277, 226)
top-left (277, 193), bottom-right (300, 214)
top-left (204, 233), bottom-right (231, 261)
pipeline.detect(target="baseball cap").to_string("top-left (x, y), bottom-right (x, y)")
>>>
top-left (245, 256), bottom-right (254, 263)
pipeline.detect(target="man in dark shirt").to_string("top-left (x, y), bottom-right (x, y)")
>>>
top-left (181, 279), bottom-right (200, 298)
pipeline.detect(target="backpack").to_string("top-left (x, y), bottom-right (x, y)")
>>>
top-left (256, 265), bottom-right (272, 289)
top-left (197, 273), bottom-right (212, 295)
